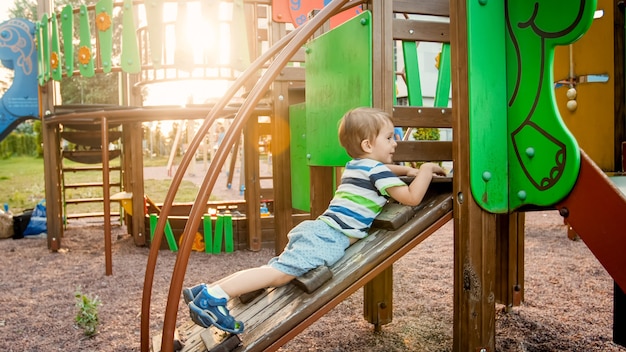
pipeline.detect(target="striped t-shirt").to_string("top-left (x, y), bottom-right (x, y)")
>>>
top-left (318, 158), bottom-right (406, 239)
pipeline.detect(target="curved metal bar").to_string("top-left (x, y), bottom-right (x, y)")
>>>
top-left (159, 1), bottom-right (360, 350)
top-left (140, 22), bottom-right (302, 352)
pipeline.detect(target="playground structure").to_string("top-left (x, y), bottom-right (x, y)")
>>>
top-left (0, 0), bottom-right (624, 350)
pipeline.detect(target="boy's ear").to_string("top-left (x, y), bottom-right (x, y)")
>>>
top-left (360, 139), bottom-right (372, 153)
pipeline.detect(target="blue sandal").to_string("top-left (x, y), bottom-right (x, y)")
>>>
top-left (189, 287), bottom-right (245, 334)
top-left (182, 283), bottom-right (205, 304)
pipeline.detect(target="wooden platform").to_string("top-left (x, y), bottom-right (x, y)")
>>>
top-left (153, 182), bottom-right (453, 352)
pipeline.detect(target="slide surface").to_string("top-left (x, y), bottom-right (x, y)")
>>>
top-left (556, 150), bottom-right (626, 292)
top-left (157, 182), bottom-right (453, 352)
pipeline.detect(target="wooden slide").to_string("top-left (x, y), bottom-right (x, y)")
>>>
top-left (556, 150), bottom-right (626, 293)
top-left (153, 180), bottom-right (453, 352)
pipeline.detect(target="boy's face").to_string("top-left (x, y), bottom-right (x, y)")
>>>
top-left (361, 121), bottom-right (397, 164)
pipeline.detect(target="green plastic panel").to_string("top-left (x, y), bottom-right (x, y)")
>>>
top-left (60, 5), bottom-right (74, 77)
top-left (213, 214), bottom-right (223, 254)
top-left (402, 40), bottom-right (423, 106)
top-left (174, 1), bottom-right (192, 70)
top-left (121, 0), bottom-right (141, 73)
top-left (200, 0), bottom-right (219, 66)
top-left (289, 103), bottom-right (310, 212)
top-left (504, 0), bottom-right (595, 210)
top-left (466, 1), bottom-right (509, 212)
top-left (78, 5), bottom-right (95, 77)
top-left (36, 20), bottom-right (45, 85)
top-left (145, 0), bottom-right (164, 67)
top-left (231, 0), bottom-right (250, 71)
top-left (50, 15), bottom-right (62, 81)
top-left (40, 14), bottom-right (49, 83)
top-left (95, 0), bottom-right (113, 73)
top-left (468, 0), bottom-right (596, 213)
top-left (305, 11), bottom-right (372, 167)
top-left (203, 215), bottom-right (212, 253)
top-left (434, 43), bottom-right (450, 108)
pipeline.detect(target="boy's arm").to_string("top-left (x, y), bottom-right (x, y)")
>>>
top-left (385, 164), bottom-right (420, 177)
top-left (386, 163), bottom-right (446, 206)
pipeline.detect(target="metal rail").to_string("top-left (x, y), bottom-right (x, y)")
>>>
top-left (150, 1), bottom-right (364, 350)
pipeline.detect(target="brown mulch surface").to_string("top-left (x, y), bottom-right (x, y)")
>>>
top-left (0, 210), bottom-right (624, 351)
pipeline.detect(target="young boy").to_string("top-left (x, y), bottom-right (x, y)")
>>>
top-left (184, 107), bottom-right (446, 334)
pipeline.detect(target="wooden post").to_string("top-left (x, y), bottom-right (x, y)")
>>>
top-left (495, 213), bottom-right (525, 309)
top-left (363, 265), bottom-right (393, 331)
top-left (363, 0), bottom-right (395, 329)
top-left (244, 114), bottom-right (262, 250)
top-left (309, 166), bottom-right (334, 218)
top-left (43, 120), bottom-right (62, 251)
top-left (101, 117), bottom-right (112, 275)
top-left (40, 0), bottom-right (63, 251)
top-left (614, 0), bottom-right (625, 172)
top-left (122, 121), bottom-right (146, 246)
top-left (271, 80), bottom-right (295, 254)
top-left (451, 0), bottom-right (497, 349)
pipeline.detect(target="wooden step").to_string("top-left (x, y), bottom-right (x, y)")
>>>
top-left (63, 182), bottom-right (122, 189)
top-left (62, 150), bottom-right (121, 164)
top-left (63, 165), bottom-right (121, 172)
top-left (60, 131), bottom-right (122, 148)
top-left (64, 197), bottom-right (124, 205)
top-left (65, 212), bottom-right (121, 219)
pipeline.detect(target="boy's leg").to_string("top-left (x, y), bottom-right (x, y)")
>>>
top-left (189, 267), bottom-right (294, 332)
top-left (217, 266), bottom-right (295, 298)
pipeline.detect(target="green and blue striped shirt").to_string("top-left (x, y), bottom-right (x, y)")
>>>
top-left (319, 158), bottom-right (405, 239)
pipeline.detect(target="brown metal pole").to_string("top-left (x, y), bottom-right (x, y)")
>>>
top-left (158, 1), bottom-right (355, 351)
top-left (140, 23), bottom-right (302, 352)
top-left (101, 116), bottom-right (112, 276)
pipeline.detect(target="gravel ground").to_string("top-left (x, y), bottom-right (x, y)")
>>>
top-left (0, 209), bottom-right (624, 351)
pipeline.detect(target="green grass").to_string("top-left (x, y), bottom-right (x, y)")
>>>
top-left (0, 157), bottom-right (46, 213)
top-left (0, 156), bottom-right (201, 215)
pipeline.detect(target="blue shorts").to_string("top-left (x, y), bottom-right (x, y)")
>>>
top-left (267, 220), bottom-right (351, 277)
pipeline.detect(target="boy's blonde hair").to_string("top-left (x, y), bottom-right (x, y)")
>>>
top-left (338, 107), bottom-right (394, 158)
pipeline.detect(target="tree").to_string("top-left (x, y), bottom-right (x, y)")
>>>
top-left (8, 0), bottom-right (37, 21)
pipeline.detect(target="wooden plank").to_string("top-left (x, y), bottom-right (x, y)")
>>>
top-left (393, 18), bottom-right (450, 43)
top-left (290, 47), bottom-right (307, 63)
top-left (65, 198), bottom-right (110, 204)
top-left (393, 0), bottom-right (450, 17)
top-left (271, 81), bottom-right (295, 254)
top-left (123, 122), bottom-right (146, 246)
top-left (244, 116), bottom-right (262, 251)
top-left (369, 0), bottom-right (395, 330)
top-left (450, 0), bottom-right (497, 349)
top-left (186, 189), bottom-right (453, 352)
top-left (494, 213), bottom-right (525, 309)
top-left (63, 165), bottom-right (121, 172)
top-left (393, 140), bottom-right (453, 162)
top-left (273, 66), bottom-right (305, 82)
top-left (309, 166), bottom-right (334, 219)
top-left (615, 2), bottom-right (626, 172)
top-left (65, 212), bottom-right (120, 219)
top-left (43, 124), bottom-right (62, 251)
top-left (392, 106), bottom-right (452, 128)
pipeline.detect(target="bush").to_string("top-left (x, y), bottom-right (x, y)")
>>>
top-left (0, 121), bottom-right (40, 158)
top-left (74, 288), bottom-right (102, 337)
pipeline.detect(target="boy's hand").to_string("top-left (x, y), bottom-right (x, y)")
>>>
top-left (419, 162), bottom-right (447, 177)
top-left (405, 167), bottom-right (420, 178)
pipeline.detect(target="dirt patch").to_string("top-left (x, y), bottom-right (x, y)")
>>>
top-left (0, 210), bottom-right (623, 351)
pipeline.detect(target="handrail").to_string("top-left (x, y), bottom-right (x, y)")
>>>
top-left (139, 25), bottom-right (300, 352)
top-left (154, 0), bottom-right (363, 350)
